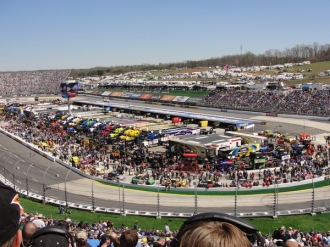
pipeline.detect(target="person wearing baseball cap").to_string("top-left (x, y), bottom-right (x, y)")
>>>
top-left (75, 231), bottom-right (92, 247)
top-left (0, 181), bottom-right (24, 247)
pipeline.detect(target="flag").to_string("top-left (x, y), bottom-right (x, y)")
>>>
top-left (223, 64), bottom-right (229, 72)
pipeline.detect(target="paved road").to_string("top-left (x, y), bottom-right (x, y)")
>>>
top-left (1, 97), bottom-right (330, 215)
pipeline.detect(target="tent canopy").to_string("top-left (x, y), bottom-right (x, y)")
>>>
top-left (299, 133), bottom-right (310, 138)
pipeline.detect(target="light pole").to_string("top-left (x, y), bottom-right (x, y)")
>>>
top-left (42, 166), bottom-right (51, 203)
top-left (13, 167), bottom-right (19, 191)
top-left (117, 178), bottom-right (121, 214)
top-left (91, 174), bottom-right (96, 213)
top-left (26, 163), bottom-right (34, 198)
top-left (12, 160), bottom-right (21, 191)
top-left (156, 181), bottom-right (161, 219)
top-left (122, 176), bottom-right (126, 216)
top-left (273, 179), bottom-right (279, 218)
top-left (65, 168), bottom-right (72, 207)
top-left (55, 174), bottom-right (60, 203)
top-left (194, 176), bottom-right (198, 215)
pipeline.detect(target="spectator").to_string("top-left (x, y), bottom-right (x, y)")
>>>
top-left (87, 233), bottom-right (100, 247)
top-left (22, 222), bottom-right (38, 246)
top-left (284, 239), bottom-right (300, 247)
top-left (272, 226), bottom-right (291, 246)
top-left (0, 70), bottom-right (70, 96)
top-left (154, 237), bottom-right (166, 247)
top-left (113, 229), bottom-right (138, 247)
top-left (170, 213), bottom-right (256, 247)
top-left (134, 221), bottom-right (139, 231)
top-left (32, 214), bottom-right (46, 229)
top-left (0, 181), bottom-right (23, 247)
top-left (98, 234), bottom-right (110, 247)
top-left (54, 219), bottom-right (70, 231)
top-left (75, 231), bottom-right (92, 247)
top-left (165, 223), bottom-right (171, 235)
top-left (200, 90), bottom-right (330, 117)
top-left (28, 225), bottom-right (73, 247)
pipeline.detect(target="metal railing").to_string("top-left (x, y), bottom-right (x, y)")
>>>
top-left (1, 153), bottom-right (329, 219)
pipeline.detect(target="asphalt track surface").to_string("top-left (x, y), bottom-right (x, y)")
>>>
top-left (0, 95), bottom-right (329, 215)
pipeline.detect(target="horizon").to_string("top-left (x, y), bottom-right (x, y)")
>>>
top-left (1, 0), bottom-right (329, 72)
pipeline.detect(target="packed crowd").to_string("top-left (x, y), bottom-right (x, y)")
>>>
top-left (0, 70), bottom-right (71, 96)
top-left (1, 178), bottom-right (330, 247)
top-left (18, 212), bottom-right (177, 247)
top-left (1, 102), bottom-right (329, 189)
top-left (17, 211), bottom-right (330, 247)
top-left (200, 90), bottom-right (330, 116)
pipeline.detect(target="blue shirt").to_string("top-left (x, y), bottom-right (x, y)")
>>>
top-left (87, 239), bottom-right (100, 247)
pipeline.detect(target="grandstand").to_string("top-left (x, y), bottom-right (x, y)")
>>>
top-left (200, 90), bottom-right (330, 117)
top-left (0, 70), bottom-right (71, 96)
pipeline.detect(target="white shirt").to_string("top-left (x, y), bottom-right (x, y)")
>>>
top-left (33, 219), bottom-right (45, 228)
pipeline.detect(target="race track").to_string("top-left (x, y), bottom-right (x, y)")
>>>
top-left (0, 95), bottom-right (329, 216)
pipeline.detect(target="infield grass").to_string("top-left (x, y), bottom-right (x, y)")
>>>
top-left (20, 196), bottom-right (330, 235)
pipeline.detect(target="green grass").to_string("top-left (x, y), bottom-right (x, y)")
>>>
top-left (20, 196), bottom-right (330, 234)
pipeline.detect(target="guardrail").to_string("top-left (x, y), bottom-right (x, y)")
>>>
top-left (1, 126), bottom-right (330, 218)
top-left (1, 173), bottom-right (330, 219)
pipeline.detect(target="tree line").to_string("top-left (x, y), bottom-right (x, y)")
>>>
top-left (70, 42), bottom-right (330, 78)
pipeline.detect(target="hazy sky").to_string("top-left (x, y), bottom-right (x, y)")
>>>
top-left (1, 0), bottom-right (329, 72)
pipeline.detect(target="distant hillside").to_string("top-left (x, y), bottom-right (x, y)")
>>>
top-left (70, 42), bottom-right (330, 78)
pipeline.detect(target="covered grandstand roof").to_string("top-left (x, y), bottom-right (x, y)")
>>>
top-left (73, 100), bottom-right (254, 127)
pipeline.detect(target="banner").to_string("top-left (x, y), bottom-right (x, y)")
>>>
top-left (122, 93), bottom-right (133, 98)
top-left (139, 94), bottom-right (153, 99)
top-left (101, 91), bottom-right (111, 96)
top-left (186, 98), bottom-right (202, 103)
top-left (110, 92), bottom-right (124, 97)
top-left (172, 96), bottom-right (189, 102)
top-left (160, 95), bottom-right (176, 101)
top-left (130, 94), bottom-right (141, 98)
